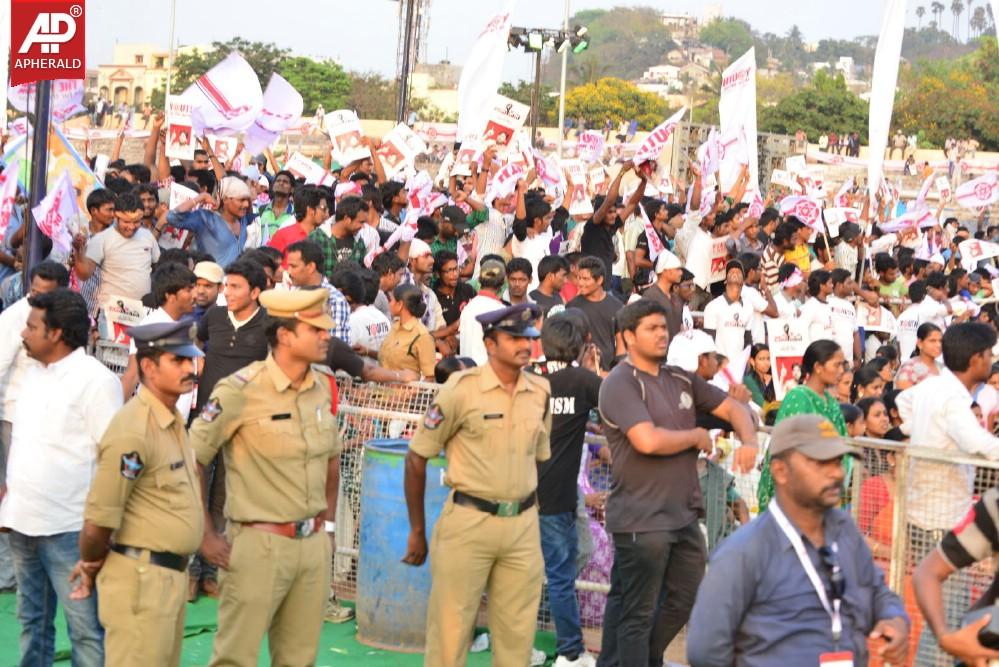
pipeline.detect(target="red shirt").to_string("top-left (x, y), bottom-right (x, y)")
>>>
top-left (267, 223), bottom-right (308, 266)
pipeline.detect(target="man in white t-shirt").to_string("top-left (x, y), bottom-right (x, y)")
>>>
top-left (917, 272), bottom-right (955, 328)
top-left (459, 258), bottom-right (507, 365)
top-left (734, 254), bottom-right (776, 345)
top-left (827, 268), bottom-right (868, 365)
top-left (897, 279), bottom-right (927, 360)
top-left (121, 264), bottom-right (197, 419)
top-left (798, 269), bottom-right (836, 346)
top-left (703, 262), bottom-right (776, 362)
top-left (349, 270), bottom-right (392, 360)
top-left (72, 193), bottom-right (160, 306)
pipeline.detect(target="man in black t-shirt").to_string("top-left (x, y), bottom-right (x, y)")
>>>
top-left (530, 255), bottom-right (568, 319)
top-left (567, 257), bottom-right (624, 372)
top-left (531, 312), bottom-right (602, 666)
top-left (580, 162), bottom-right (645, 296)
top-left (597, 300), bottom-right (758, 667)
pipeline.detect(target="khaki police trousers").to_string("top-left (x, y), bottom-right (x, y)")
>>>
top-left (97, 549), bottom-right (187, 666)
top-left (210, 523), bottom-right (330, 667)
top-left (425, 498), bottom-right (544, 667)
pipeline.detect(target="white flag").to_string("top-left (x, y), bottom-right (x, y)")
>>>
top-left (960, 238), bottom-right (999, 271)
top-left (639, 203), bottom-right (666, 262)
top-left (867, 0), bottom-right (907, 196)
top-left (243, 73), bottom-right (305, 155)
top-left (779, 195), bottom-right (824, 231)
top-left (955, 173), bottom-right (999, 209)
top-left (0, 158), bottom-right (20, 245)
top-left (31, 170), bottom-right (77, 254)
top-left (634, 107), bottom-right (687, 166)
top-left (8, 79), bottom-right (86, 121)
top-left (457, 0), bottom-right (517, 141)
top-left (180, 53), bottom-right (264, 135)
top-left (719, 47), bottom-right (759, 193)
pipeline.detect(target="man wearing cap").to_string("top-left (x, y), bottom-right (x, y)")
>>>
top-left (403, 237), bottom-right (445, 332)
top-left (430, 205), bottom-right (470, 257)
top-left (640, 249), bottom-right (685, 340)
top-left (71, 320), bottom-right (206, 666)
top-left (192, 261), bottom-right (224, 324)
top-left (687, 414), bottom-right (909, 666)
top-left (165, 176), bottom-right (257, 267)
top-left (189, 288), bottom-right (341, 666)
top-left (459, 257), bottom-right (508, 365)
top-left (403, 302), bottom-right (552, 667)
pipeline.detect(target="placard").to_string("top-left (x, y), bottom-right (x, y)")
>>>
top-left (767, 318), bottom-right (809, 400)
top-left (935, 175), bottom-right (951, 201)
top-left (165, 96), bottom-right (194, 161)
top-left (325, 109), bottom-right (370, 165)
top-left (785, 154), bottom-right (806, 175)
top-left (376, 123), bottom-right (428, 177)
top-left (562, 159), bottom-right (593, 216)
top-left (708, 236), bottom-right (729, 284)
top-left (102, 297), bottom-right (152, 345)
top-left (481, 94), bottom-right (529, 148)
top-left (206, 134), bottom-right (238, 165)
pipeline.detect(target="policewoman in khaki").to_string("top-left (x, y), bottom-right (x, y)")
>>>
top-left (71, 321), bottom-right (205, 667)
top-left (403, 303), bottom-right (552, 667)
top-left (189, 288), bottom-right (341, 667)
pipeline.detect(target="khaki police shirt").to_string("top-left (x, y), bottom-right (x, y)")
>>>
top-left (410, 363), bottom-right (551, 501)
top-left (189, 355), bottom-right (341, 523)
top-left (378, 318), bottom-right (436, 379)
top-left (84, 387), bottom-right (204, 555)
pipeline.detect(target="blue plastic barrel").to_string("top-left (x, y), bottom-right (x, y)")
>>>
top-left (356, 438), bottom-right (449, 652)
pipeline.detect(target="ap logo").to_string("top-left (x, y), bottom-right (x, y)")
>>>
top-left (18, 9), bottom-right (79, 54)
top-left (10, 1), bottom-right (86, 86)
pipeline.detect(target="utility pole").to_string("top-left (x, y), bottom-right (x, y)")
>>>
top-left (23, 80), bottom-right (52, 285)
top-left (557, 0), bottom-right (570, 158)
top-left (530, 50), bottom-right (543, 148)
top-left (397, 0), bottom-right (417, 123)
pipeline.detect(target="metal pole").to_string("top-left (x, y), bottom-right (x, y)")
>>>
top-left (557, 0), bottom-right (569, 157)
top-left (23, 80), bottom-right (52, 285)
top-left (165, 0), bottom-right (177, 102)
top-left (530, 50), bottom-right (542, 148)
top-left (397, 0), bottom-right (416, 124)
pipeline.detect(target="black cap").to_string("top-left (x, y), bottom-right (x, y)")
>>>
top-left (441, 205), bottom-right (469, 234)
top-left (127, 320), bottom-right (204, 358)
top-left (476, 303), bottom-right (541, 338)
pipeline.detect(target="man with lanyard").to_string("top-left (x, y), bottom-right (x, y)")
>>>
top-left (258, 170), bottom-right (296, 243)
top-left (687, 414), bottom-right (909, 666)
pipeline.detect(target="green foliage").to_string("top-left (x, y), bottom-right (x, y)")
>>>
top-left (542, 8), bottom-right (677, 86)
top-left (345, 72), bottom-right (397, 120)
top-left (759, 70), bottom-right (868, 141)
top-left (894, 37), bottom-right (999, 149)
top-left (564, 77), bottom-right (675, 129)
top-left (900, 26), bottom-right (976, 61)
top-left (699, 18), bottom-right (754, 58)
top-left (277, 57), bottom-right (351, 113)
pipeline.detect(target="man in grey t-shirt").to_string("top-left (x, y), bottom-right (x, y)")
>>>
top-left (596, 300), bottom-right (758, 667)
top-left (73, 192), bottom-right (160, 307)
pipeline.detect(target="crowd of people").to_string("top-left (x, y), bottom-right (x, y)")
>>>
top-left (0, 101), bottom-right (997, 667)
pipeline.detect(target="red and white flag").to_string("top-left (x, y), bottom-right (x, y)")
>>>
top-left (697, 129), bottom-right (722, 189)
top-left (955, 173), bottom-right (999, 210)
top-left (243, 73), bottom-right (304, 155)
top-left (834, 177), bottom-right (854, 208)
top-left (634, 107), bottom-right (687, 166)
top-left (639, 203), bottom-right (666, 262)
top-left (485, 162), bottom-right (525, 206)
top-left (181, 53), bottom-right (263, 135)
top-left (879, 205), bottom-right (936, 233)
top-left (779, 195), bottom-right (824, 231)
top-left (960, 237), bottom-right (999, 271)
top-left (31, 170), bottom-right (77, 254)
top-left (577, 131), bottom-right (605, 164)
top-left (456, 0), bottom-right (517, 141)
top-left (0, 158), bottom-right (20, 245)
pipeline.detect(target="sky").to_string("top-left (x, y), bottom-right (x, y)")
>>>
top-left (86, 0), bottom-right (940, 84)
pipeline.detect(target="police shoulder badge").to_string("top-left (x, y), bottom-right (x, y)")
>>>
top-left (423, 405), bottom-right (444, 430)
top-left (120, 452), bottom-right (144, 480)
top-left (200, 398), bottom-right (222, 422)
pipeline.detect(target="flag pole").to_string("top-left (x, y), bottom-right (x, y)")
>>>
top-left (165, 0), bottom-right (177, 103)
top-left (23, 80), bottom-right (52, 285)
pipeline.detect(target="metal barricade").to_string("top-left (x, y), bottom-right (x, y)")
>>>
top-left (94, 340), bottom-right (129, 376)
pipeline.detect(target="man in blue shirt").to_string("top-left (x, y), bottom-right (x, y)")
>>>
top-left (163, 176), bottom-right (256, 267)
top-left (687, 414), bottom-right (909, 667)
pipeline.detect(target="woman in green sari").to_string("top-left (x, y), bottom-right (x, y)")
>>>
top-left (757, 339), bottom-right (849, 510)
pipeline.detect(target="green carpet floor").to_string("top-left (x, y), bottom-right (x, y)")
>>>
top-left (0, 591), bottom-right (557, 666)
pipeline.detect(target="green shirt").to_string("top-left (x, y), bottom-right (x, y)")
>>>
top-left (757, 385), bottom-right (848, 511)
top-left (259, 201), bottom-right (295, 241)
top-left (306, 228), bottom-right (366, 278)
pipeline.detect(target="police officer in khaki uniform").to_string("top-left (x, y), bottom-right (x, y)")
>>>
top-left (189, 287), bottom-right (341, 667)
top-left (403, 303), bottom-right (552, 667)
top-left (70, 320), bottom-right (205, 667)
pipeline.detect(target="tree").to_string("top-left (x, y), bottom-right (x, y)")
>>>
top-left (171, 38), bottom-right (290, 93)
top-left (564, 77), bottom-right (675, 130)
top-left (346, 72), bottom-right (398, 120)
top-left (971, 6), bottom-right (989, 36)
top-left (699, 18), bottom-right (755, 58)
top-left (966, 0), bottom-right (975, 40)
top-left (759, 70), bottom-right (868, 141)
top-left (932, 0), bottom-right (946, 26)
top-left (917, 5), bottom-right (926, 28)
top-left (277, 57), bottom-right (351, 114)
top-left (951, 0), bottom-right (964, 40)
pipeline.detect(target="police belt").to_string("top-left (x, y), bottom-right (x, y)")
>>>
top-left (452, 490), bottom-right (536, 517)
top-left (243, 515), bottom-right (323, 539)
top-left (111, 544), bottom-right (191, 573)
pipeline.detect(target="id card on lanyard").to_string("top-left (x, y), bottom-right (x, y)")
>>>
top-left (770, 501), bottom-right (852, 666)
